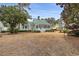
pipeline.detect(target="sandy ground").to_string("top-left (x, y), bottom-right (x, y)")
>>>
top-left (0, 31), bottom-right (79, 56)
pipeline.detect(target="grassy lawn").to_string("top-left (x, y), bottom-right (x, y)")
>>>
top-left (0, 31), bottom-right (79, 56)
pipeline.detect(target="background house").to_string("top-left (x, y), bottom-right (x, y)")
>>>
top-left (31, 20), bottom-right (52, 32)
top-left (19, 19), bottom-right (52, 32)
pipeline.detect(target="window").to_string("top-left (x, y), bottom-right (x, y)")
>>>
top-left (44, 25), bottom-right (47, 28)
top-left (36, 25), bottom-right (38, 28)
top-left (48, 25), bottom-right (50, 28)
top-left (25, 26), bottom-right (27, 29)
top-left (22, 24), bottom-right (25, 29)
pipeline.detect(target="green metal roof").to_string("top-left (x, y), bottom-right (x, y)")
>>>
top-left (32, 20), bottom-right (50, 25)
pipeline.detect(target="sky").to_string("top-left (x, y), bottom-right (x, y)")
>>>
top-left (0, 3), bottom-right (63, 20)
top-left (28, 3), bottom-right (63, 20)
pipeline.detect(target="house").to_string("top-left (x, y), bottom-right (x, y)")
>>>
top-left (19, 19), bottom-right (52, 32)
top-left (0, 19), bottom-right (52, 32)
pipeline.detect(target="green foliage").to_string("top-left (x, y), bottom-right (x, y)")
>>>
top-left (40, 17), bottom-right (56, 27)
top-left (37, 16), bottom-right (40, 20)
top-left (67, 30), bottom-right (79, 37)
top-left (19, 30), bottom-right (31, 32)
top-left (0, 6), bottom-right (29, 33)
top-left (63, 29), bottom-right (69, 33)
top-left (46, 29), bottom-right (54, 32)
top-left (57, 3), bottom-right (79, 36)
top-left (18, 3), bottom-right (30, 10)
top-left (8, 28), bottom-right (18, 33)
top-left (57, 3), bottom-right (79, 25)
top-left (74, 31), bottom-right (79, 36)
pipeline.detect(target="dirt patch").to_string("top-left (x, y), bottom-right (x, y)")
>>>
top-left (0, 31), bottom-right (79, 56)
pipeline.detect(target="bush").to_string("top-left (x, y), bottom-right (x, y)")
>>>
top-left (73, 30), bottom-right (79, 36)
top-left (32, 31), bottom-right (40, 33)
top-left (63, 29), bottom-right (69, 33)
top-left (18, 30), bottom-right (41, 33)
top-left (14, 29), bottom-right (18, 33)
top-left (19, 30), bottom-right (31, 32)
top-left (67, 30), bottom-right (79, 37)
top-left (8, 28), bottom-right (19, 33)
top-left (46, 29), bottom-right (54, 32)
top-left (1, 31), bottom-right (9, 33)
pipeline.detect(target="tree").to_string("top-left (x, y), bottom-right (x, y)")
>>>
top-left (44, 17), bottom-right (56, 26)
top-left (57, 3), bottom-right (79, 30)
top-left (18, 3), bottom-right (30, 11)
top-left (37, 16), bottom-right (40, 20)
top-left (47, 17), bottom-right (55, 25)
top-left (57, 3), bottom-right (79, 36)
top-left (0, 6), bottom-right (29, 33)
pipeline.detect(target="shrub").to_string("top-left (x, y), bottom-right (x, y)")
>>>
top-left (73, 30), bottom-right (79, 36)
top-left (19, 30), bottom-right (31, 32)
top-left (32, 31), bottom-right (40, 33)
top-left (67, 30), bottom-right (79, 37)
top-left (46, 29), bottom-right (54, 32)
top-left (63, 29), bottom-right (69, 33)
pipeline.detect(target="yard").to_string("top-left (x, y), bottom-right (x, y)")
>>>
top-left (0, 31), bottom-right (79, 56)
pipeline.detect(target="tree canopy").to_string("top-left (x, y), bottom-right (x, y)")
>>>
top-left (57, 3), bottom-right (79, 30)
top-left (0, 5), bottom-right (29, 33)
